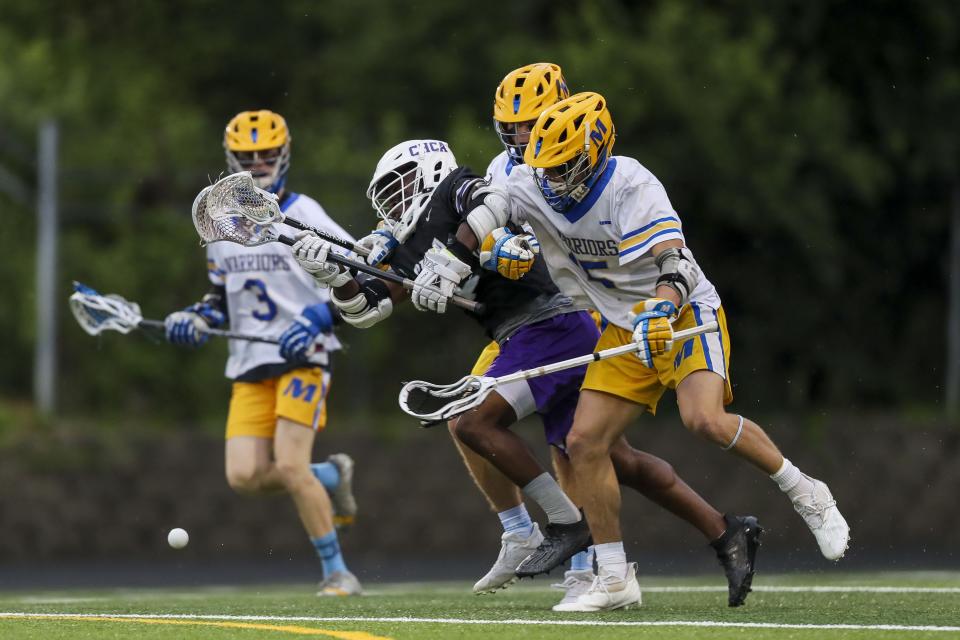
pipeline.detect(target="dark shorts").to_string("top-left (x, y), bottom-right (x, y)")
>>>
top-left (486, 311), bottom-right (600, 449)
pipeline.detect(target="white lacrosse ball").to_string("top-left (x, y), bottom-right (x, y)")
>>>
top-left (167, 527), bottom-right (189, 549)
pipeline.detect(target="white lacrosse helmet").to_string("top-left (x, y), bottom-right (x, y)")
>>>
top-left (366, 139), bottom-right (457, 243)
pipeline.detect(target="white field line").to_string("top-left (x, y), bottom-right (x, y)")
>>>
top-left (0, 612), bottom-right (958, 633)
top-left (645, 585), bottom-right (960, 594)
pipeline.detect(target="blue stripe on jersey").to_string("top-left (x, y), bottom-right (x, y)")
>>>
top-left (561, 158), bottom-right (618, 224)
top-left (280, 192), bottom-right (300, 212)
top-left (621, 215), bottom-right (681, 241)
top-left (691, 302), bottom-right (714, 373)
top-left (713, 307), bottom-right (726, 376)
top-left (505, 158), bottom-right (515, 176)
top-left (619, 228), bottom-right (684, 258)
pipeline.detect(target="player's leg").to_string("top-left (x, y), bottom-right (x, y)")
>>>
top-left (456, 391), bottom-right (576, 593)
top-left (449, 341), bottom-right (530, 527)
top-left (306, 382), bottom-right (356, 531)
top-left (549, 448), bottom-right (595, 607)
top-left (273, 367), bottom-right (361, 595)
top-left (225, 436), bottom-right (285, 494)
top-left (608, 437), bottom-right (761, 607)
top-left (223, 379), bottom-right (286, 494)
top-left (676, 371), bottom-right (849, 560)
top-left (549, 389), bottom-right (643, 611)
top-left (609, 438), bottom-right (725, 539)
top-left (273, 418), bottom-right (360, 595)
top-left (447, 419), bottom-right (524, 513)
top-left (449, 416), bottom-right (544, 594)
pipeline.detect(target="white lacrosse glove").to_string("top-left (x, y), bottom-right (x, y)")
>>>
top-left (292, 230), bottom-right (353, 288)
top-left (356, 228), bottom-right (398, 266)
top-left (411, 239), bottom-right (472, 313)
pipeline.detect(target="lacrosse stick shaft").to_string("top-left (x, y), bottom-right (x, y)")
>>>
top-left (275, 234), bottom-right (484, 314)
top-left (278, 217), bottom-right (370, 258)
top-left (138, 319), bottom-right (280, 345)
top-left (493, 321), bottom-right (719, 386)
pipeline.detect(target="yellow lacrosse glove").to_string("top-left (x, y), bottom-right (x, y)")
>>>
top-left (479, 227), bottom-right (540, 280)
top-left (628, 298), bottom-right (678, 367)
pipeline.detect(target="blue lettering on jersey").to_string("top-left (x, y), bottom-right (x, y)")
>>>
top-left (283, 378), bottom-right (318, 403)
top-left (559, 232), bottom-right (619, 257)
top-left (222, 254), bottom-right (292, 274)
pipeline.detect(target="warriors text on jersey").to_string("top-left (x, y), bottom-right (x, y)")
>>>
top-left (206, 192), bottom-right (353, 380)
top-left (386, 166), bottom-right (572, 342)
top-left (504, 156), bottom-right (720, 330)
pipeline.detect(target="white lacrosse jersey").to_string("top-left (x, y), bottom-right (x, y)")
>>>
top-left (504, 156), bottom-right (721, 330)
top-left (205, 192), bottom-right (352, 379)
top-left (485, 150), bottom-right (519, 187)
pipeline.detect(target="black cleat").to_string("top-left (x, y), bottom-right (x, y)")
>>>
top-left (710, 514), bottom-right (763, 607)
top-left (515, 517), bottom-right (592, 578)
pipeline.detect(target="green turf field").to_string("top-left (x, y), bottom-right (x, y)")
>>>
top-left (0, 572), bottom-right (958, 639)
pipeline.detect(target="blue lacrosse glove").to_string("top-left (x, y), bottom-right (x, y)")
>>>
top-left (279, 303), bottom-right (334, 362)
top-left (164, 302), bottom-right (227, 347)
top-left (356, 228), bottom-right (399, 266)
top-left (629, 298), bottom-right (678, 367)
top-left (479, 227), bottom-right (539, 280)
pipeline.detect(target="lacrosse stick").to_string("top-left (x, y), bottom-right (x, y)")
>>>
top-left (69, 282), bottom-right (280, 344)
top-left (193, 177), bottom-right (485, 314)
top-left (204, 172), bottom-right (369, 256)
top-left (399, 321), bottom-right (720, 424)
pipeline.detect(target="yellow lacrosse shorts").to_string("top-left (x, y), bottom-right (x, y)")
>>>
top-left (581, 303), bottom-right (733, 414)
top-left (470, 341), bottom-right (500, 376)
top-left (225, 367), bottom-right (332, 439)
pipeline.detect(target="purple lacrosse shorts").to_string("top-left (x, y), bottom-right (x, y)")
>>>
top-left (485, 310), bottom-right (600, 449)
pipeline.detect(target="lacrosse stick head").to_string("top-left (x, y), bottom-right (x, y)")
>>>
top-left (206, 171), bottom-right (284, 224)
top-left (69, 281), bottom-right (144, 335)
top-left (192, 183), bottom-right (282, 247)
top-left (398, 374), bottom-right (495, 425)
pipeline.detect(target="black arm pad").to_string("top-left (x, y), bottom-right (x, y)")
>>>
top-left (354, 273), bottom-right (392, 306)
top-left (447, 239), bottom-right (475, 264)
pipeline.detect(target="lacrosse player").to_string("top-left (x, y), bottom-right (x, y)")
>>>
top-left (292, 137), bottom-right (759, 610)
top-left (462, 63), bottom-right (761, 608)
top-left (164, 110), bottom-right (361, 596)
top-left (436, 92), bottom-right (851, 611)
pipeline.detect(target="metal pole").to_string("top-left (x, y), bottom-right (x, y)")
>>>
top-left (947, 180), bottom-right (960, 420)
top-left (34, 120), bottom-right (58, 416)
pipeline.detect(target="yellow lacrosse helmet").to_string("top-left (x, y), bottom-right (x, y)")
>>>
top-left (493, 63), bottom-right (570, 164)
top-left (223, 110), bottom-right (292, 193)
top-left (524, 92), bottom-right (616, 212)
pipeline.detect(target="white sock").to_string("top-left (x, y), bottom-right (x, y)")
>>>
top-left (593, 541), bottom-right (628, 579)
top-left (521, 472), bottom-right (580, 525)
top-left (770, 458), bottom-right (815, 501)
top-left (497, 504), bottom-right (535, 537)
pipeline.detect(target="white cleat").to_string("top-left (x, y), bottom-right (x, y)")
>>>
top-left (792, 475), bottom-right (850, 561)
top-left (551, 569), bottom-right (595, 610)
top-left (327, 453), bottom-right (357, 531)
top-left (317, 570), bottom-right (362, 596)
top-left (473, 524), bottom-right (544, 594)
top-left (553, 563), bottom-right (642, 612)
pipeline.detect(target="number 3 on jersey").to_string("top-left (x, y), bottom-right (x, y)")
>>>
top-left (243, 278), bottom-right (277, 321)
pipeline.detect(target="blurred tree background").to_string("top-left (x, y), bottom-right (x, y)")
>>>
top-left (1, 0), bottom-right (957, 432)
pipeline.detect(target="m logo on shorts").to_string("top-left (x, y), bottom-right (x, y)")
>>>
top-left (283, 378), bottom-right (318, 403)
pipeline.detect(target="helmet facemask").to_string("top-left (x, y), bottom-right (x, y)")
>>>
top-left (366, 140), bottom-right (458, 243)
top-left (494, 119), bottom-right (536, 165)
top-left (370, 161), bottom-right (425, 226)
top-left (225, 141), bottom-right (291, 194)
top-left (533, 145), bottom-right (610, 213)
